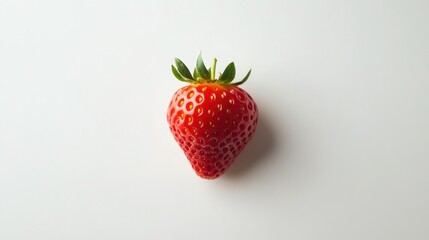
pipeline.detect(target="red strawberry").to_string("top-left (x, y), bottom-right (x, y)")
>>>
top-left (167, 54), bottom-right (258, 179)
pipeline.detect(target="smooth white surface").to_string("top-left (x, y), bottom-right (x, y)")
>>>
top-left (1, 0), bottom-right (429, 239)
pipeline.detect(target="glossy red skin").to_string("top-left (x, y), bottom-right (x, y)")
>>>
top-left (167, 83), bottom-right (258, 179)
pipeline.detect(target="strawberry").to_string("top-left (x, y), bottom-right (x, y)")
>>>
top-left (167, 53), bottom-right (258, 179)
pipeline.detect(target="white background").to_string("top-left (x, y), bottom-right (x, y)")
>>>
top-left (1, 0), bottom-right (429, 239)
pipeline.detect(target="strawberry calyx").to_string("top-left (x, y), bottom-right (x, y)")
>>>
top-left (171, 53), bottom-right (252, 86)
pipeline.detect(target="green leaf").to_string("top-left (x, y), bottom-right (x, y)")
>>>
top-left (231, 69), bottom-right (252, 85)
top-left (196, 53), bottom-right (210, 79)
top-left (172, 65), bottom-right (193, 83)
top-left (193, 68), bottom-right (200, 79)
top-left (219, 62), bottom-right (236, 83)
top-left (175, 58), bottom-right (194, 80)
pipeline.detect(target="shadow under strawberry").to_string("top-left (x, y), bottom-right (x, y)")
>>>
top-left (224, 110), bottom-right (279, 179)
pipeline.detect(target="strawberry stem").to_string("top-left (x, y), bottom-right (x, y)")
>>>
top-left (211, 58), bottom-right (217, 80)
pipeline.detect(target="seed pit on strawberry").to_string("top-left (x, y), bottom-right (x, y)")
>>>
top-left (186, 102), bottom-right (193, 111)
top-left (187, 91), bottom-right (194, 99)
top-left (178, 99), bottom-right (184, 107)
top-left (186, 116), bottom-right (193, 125)
top-left (236, 92), bottom-right (245, 101)
top-left (210, 93), bottom-right (216, 101)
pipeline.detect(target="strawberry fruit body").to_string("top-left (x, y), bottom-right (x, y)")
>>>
top-left (167, 54), bottom-right (258, 179)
